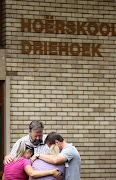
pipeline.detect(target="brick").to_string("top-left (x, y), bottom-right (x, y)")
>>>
top-left (3, 0), bottom-right (116, 179)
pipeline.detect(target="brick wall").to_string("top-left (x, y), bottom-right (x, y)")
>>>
top-left (4, 0), bottom-right (116, 179)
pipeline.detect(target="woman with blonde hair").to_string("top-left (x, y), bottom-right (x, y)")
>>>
top-left (2, 141), bottom-right (60, 180)
top-left (31, 144), bottom-right (65, 180)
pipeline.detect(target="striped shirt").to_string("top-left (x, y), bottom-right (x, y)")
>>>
top-left (10, 134), bottom-right (49, 156)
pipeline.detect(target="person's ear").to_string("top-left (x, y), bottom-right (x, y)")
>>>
top-left (55, 140), bottom-right (59, 145)
top-left (27, 149), bottom-right (32, 155)
top-left (29, 129), bottom-right (31, 134)
top-left (47, 141), bottom-right (51, 147)
top-left (26, 149), bottom-right (30, 153)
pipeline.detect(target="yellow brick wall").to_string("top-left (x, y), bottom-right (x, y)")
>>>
top-left (4, 0), bottom-right (116, 179)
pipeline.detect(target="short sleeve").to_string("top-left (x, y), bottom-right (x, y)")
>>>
top-left (60, 145), bottom-right (78, 162)
top-left (60, 149), bottom-right (73, 161)
top-left (23, 158), bottom-right (31, 169)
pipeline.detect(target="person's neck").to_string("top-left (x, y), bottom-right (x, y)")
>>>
top-left (61, 141), bottom-right (68, 149)
top-left (22, 153), bottom-right (26, 158)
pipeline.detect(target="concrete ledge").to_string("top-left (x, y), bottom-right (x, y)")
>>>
top-left (0, 49), bottom-right (6, 80)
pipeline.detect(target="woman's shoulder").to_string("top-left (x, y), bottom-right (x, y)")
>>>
top-left (17, 157), bottom-right (31, 168)
top-left (17, 157), bottom-right (30, 163)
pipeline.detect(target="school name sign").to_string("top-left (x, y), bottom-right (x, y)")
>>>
top-left (21, 17), bottom-right (116, 57)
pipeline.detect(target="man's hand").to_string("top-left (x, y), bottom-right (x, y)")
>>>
top-left (4, 155), bottom-right (14, 164)
top-left (31, 154), bottom-right (37, 164)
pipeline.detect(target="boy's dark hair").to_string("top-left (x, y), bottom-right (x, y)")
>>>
top-left (45, 132), bottom-right (64, 145)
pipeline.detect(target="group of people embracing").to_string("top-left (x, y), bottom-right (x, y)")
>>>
top-left (2, 121), bottom-right (81, 180)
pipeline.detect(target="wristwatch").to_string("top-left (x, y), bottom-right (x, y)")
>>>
top-left (36, 153), bottom-right (40, 159)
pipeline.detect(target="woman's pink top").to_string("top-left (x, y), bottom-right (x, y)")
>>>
top-left (4, 157), bottom-right (31, 180)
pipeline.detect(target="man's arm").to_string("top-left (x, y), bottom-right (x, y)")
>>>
top-left (32, 154), bottom-right (67, 165)
top-left (4, 139), bottom-right (22, 163)
top-left (4, 154), bottom-right (14, 164)
top-left (10, 139), bottom-right (21, 156)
